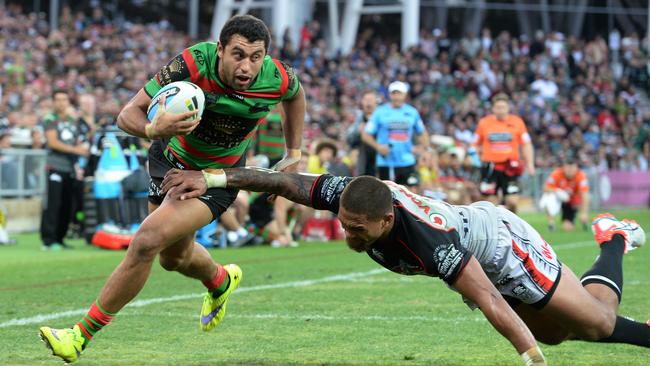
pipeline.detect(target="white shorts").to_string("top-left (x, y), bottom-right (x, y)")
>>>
top-left (491, 208), bottom-right (562, 308)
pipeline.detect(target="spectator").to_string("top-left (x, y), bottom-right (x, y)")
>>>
top-left (255, 104), bottom-right (286, 167)
top-left (39, 90), bottom-right (88, 250)
top-left (361, 81), bottom-right (429, 188)
top-left (346, 90), bottom-right (378, 176)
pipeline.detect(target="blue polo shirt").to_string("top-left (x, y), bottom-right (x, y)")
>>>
top-left (365, 103), bottom-right (425, 168)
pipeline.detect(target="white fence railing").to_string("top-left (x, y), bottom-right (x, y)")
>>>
top-left (0, 148), bottom-right (48, 198)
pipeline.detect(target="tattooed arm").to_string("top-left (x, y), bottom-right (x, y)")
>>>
top-left (161, 167), bottom-right (320, 205)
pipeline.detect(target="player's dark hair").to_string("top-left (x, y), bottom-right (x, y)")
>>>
top-left (52, 89), bottom-right (68, 98)
top-left (492, 93), bottom-right (509, 104)
top-left (340, 176), bottom-right (393, 221)
top-left (220, 15), bottom-right (271, 52)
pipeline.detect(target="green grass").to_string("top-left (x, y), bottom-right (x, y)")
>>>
top-left (1, 209), bottom-right (649, 365)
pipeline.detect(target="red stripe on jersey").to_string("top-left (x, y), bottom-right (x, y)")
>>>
top-left (272, 59), bottom-right (289, 96)
top-left (309, 176), bottom-right (321, 206)
top-left (182, 49), bottom-right (220, 92)
top-left (235, 90), bottom-right (282, 98)
top-left (511, 239), bottom-right (554, 292)
top-left (165, 145), bottom-right (193, 169)
top-left (397, 238), bottom-right (428, 274)
top-left (259, 140), bottom-right (285, 148)
top-left (175, 135), bottom-right (241, 166)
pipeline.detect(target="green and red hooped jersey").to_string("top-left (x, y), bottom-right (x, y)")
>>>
top-left (143, 41), bottom-right (300, 170)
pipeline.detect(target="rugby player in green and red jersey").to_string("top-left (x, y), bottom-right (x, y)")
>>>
top-left (39, 15), bottom-right (305, 363)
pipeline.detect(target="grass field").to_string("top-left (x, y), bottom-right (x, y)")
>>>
top-left (1, 209), bottom-right (649, 365)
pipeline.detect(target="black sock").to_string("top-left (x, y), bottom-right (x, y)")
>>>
top-left (211, 273), bottom-right (231, 298)
top-left (598, 316), bottom-right (650, 347)
top-left (581, 234), bottom-right (625, 302)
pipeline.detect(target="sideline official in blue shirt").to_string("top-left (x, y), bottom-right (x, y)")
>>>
top-left (361, 81), bottom-right (429, 187)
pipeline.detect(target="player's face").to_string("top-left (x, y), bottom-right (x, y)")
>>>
top-left (338, 206), bottom-right (391, 253)
top-left (389, 91), bottom-right (406, 106)
top-left (492, 100), bottom-right (509, 119)
top-left (563, 163), bottom-right (577, 178)
top-left (361, 93), bottom-right (377, 114)
top-left (218, 35), bottom-right (266, 91)
top-left (53, 93), bottom-right (70, 114)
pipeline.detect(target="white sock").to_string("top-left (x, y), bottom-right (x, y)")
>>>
top-left (236, 227), bottom-right (248, 237)
top-left (227, 231), bottom-right (239, 242)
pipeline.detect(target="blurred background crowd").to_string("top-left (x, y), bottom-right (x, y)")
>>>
top-left (1, 1), bottom-right (650, 247)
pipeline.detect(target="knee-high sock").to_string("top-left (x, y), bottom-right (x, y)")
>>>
top-left (581, 234), bottom-right (625, 302)
top-left (598, 316), bottom-right (650, 348)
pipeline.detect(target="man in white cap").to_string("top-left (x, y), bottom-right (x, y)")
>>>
top-left (361, 81), bottom-right (429, 187)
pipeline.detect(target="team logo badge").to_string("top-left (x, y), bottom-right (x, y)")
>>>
top-left (429, 213), bottom-right (447, 229)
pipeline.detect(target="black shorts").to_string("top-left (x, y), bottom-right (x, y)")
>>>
top-left (377, 165), bottom-right (419, 187)
top-left (479, 163), bottom-right (520, 197)
top-left (561, 202), bottom-right (577, 223)
top-left (147, 140), bottom-right (243, 221)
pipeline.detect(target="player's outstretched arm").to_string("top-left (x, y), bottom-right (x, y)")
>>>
top-left (452, 256), bottom-right (547, 366)
top-left (162, 167), bottom-right (320, 206)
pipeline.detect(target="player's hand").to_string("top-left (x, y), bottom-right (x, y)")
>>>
top-left (146, 95), bottom-right (201, 139)
top-left (526, 163), bottom-right (536, 176)
top-left (272, 148), bottom-right (301, 173)
top-left (376, 144), bottom-right (391, 156)
top-left (521, 345), bottom-right (547, 366)
top-left (74, 143), bottom-right (90, 156)
top-left (267, 149), bottom-right (301, 202)
top-left (162, 168), bottom-right (207, 201)
top-left (579, 211), bottom-right (589, 228)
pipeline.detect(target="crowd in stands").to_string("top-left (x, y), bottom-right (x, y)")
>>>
top-left (2, 3), bottom-right (650, 243)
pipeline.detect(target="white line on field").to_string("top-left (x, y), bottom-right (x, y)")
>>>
top-left (0, 239), bottom-right (603, 329)
top-left (119, 310), bottom-right (486, 323)
top-left (0, 269), bottom-right (386, 328)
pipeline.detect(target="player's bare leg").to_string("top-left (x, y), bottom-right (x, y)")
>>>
top-left (504, 194), bottom-right (519, 213)
top-left (515, 214), bottom-right (650, 347)
top-left (98, 198), bottom-right (214, 312)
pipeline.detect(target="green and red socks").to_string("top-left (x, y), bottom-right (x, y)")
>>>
top-left (203, 265), bottom-right (231, 298)
top-left (76, 301), bottom-right (115, 346)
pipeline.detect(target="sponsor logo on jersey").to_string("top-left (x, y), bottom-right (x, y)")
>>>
top-left (435, 243), bottom-right (463, 278)
top-left (512, 284), bottom-right (528, 297)
top-left (496, 274), bottom-right (514, 287)
top-left (227, 93), bottom-right (245, 101)
top-left (192, 49), bottom-right (205, 65)
top-left (249, 103), bottom-right (271, 114)
top-left (429, 213), bottom-right (447, 229)
top-left (158, 56), bottom-right (187, 85)
top-left (322, 176), bottom-right (347, 204)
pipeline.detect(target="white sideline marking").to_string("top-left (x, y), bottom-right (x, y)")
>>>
top-left (0, 239), bottom-right (608, 329)
top-left (120, 310), bottom-right (486, 323)
top-left (0, 269), bottom-right (386, 328)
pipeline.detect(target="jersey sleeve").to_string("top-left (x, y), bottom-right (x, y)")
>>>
top-left (309, 174), bottom-right (353, 214)
top-left (545, 169), bottom-right (561, 190)
top-left (144, 50), bottom-right (192, 98)
top-left (414, 111), bottom-right (426, 134)
top-left (421, 227), bottom-right (470, 284)
top-left (576, 171), bottom-right (589, 193)
top-left (42, 114), bottom-right (56, 131)
top-left (277, 60), bottom-right (300, 101)
top-left (517, 118), bottom-right (531, 144)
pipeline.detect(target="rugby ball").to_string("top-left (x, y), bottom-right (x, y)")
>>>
top-left (147, 81), bottom-right (205, 122)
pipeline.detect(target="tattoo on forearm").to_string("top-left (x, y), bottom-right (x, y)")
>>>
top-left (224, 168), bottom-right (317, 206)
